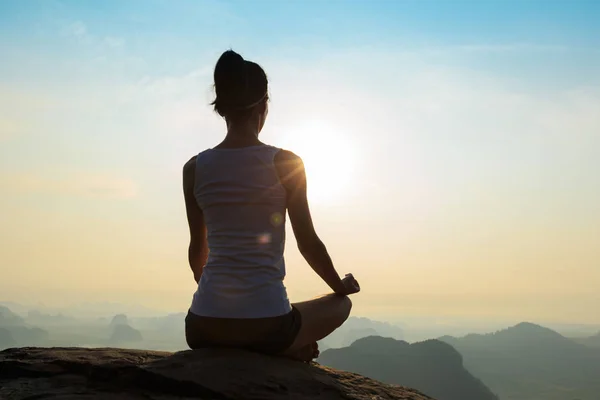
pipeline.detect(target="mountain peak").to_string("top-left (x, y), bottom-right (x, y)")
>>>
top-left (350, 335), bottom-right (410, 350)
top-left (0, 306), bottom-right (25, 326)
top-left (507, 322), bottom-right (565, 339)
top-left (513, 321), bottom-right (545, 330)
top-left (320, 336), bottom-right (498, 400)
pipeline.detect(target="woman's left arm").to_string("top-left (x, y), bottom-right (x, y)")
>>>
top-left (183, 156), bottom-right (209, 283)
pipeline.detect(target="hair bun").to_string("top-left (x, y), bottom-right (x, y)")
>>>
top-left (213, 50), bottom-right (246, 113)
top-left (215, 50), bottom-right (245, 77)
top-left (211, 49), bottom-right (268, 117)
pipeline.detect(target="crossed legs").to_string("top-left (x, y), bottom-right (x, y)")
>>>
top-left (280, 293), bottom-right (352, 362)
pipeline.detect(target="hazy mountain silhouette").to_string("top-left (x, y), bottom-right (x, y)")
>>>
top-left (574, 331), bottom-right (600, 349)
top-left (131, 313), bottom-right (186, 332)
top-left (26, 310), bottom-right (76, 327)
top-left (110, 314), bottom-right (129, 327)
top-left (318, 316), bottom-right (404, 350)
top-left (439, 322), bottom-right (600, 400)
top-left (0, 305), bottom-right (187, 351)
top-left (0, 305), bottom-right (26, 326)
top-left (0, 302), bottom-right (31, 315)
top-left (0, 306), bottom-right (50, 349)
top-left (318, 335), bottom-right (498, 400)
top-left (10, 326), bottom-right (49, 346)
top-left (0, 327), bottom-right (17, 349)
top-left (106, 314), bottom-right (143, 346)
top-left (109, 324), bottom-right (143, 345)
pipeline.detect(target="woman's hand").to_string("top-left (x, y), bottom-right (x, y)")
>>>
top-left (340, 273), bottom-right (360, 295)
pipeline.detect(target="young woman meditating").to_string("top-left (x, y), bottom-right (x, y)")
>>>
top-left (183, 50), bottom-right (360, 362)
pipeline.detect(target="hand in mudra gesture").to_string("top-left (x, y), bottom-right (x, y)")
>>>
top-left (341, 273), bottom-right (360, 295)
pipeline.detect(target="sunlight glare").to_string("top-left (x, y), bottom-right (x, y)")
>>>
top-left (278, 120), bottom-right (357, 204)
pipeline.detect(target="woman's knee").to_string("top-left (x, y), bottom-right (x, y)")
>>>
top-left (337, 295), bottom-right (352, 324)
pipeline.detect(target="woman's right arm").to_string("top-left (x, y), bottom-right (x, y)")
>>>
top-left (275, 149), bottom-right (353, 295)
top-left (183, 156), bottom-right (209, 283)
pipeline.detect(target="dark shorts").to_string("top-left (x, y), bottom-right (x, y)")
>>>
top-left (185, 306), bottom-right (302, 355)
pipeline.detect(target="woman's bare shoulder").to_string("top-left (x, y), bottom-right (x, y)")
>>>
top-left (183, 155), bottom-right (198, 187)
top-left (274, 149), bottom-right (304, 169)
top-left (183, 155), bottom-right (197, 171)
top-left (274, 149), bottom-right (305, 187)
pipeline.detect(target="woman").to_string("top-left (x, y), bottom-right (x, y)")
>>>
top-left (183, 50), bottom-right (360, 362)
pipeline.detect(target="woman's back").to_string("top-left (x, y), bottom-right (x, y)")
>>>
top-left (184, 50), bottom-right (359, 361)
top-left (189, 144), bottom-right (292, 319)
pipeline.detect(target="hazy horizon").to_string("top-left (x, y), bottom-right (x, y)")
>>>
top-left (1, 0), bottom-right (600, 325)
top-left (6, 295), bottom-right (600, 331)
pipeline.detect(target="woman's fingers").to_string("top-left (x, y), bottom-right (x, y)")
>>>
top-left (342, 273), bottom-right (360, 294)
top-left (350, 277), bottom-right (360, 293)
top-left (340, 274), bottom-right (361, 294)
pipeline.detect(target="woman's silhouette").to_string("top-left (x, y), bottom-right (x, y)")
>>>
top-left (183, 50), bottom-right (360, 362)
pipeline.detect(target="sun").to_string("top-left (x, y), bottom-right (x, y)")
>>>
top-left (277, 120), bottom-right (357, 204)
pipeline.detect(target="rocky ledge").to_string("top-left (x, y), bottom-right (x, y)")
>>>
top-left (0, 347), bottom-right (433, 399)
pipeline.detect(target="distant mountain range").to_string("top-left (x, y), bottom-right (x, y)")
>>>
top-left (0, 306), bottom-right (50, 349)
top-left (5, 302), bottom-right (600, 400)
top-left (319, 336), bottom-right (498, 400)
top-left (318, 316), bottom-right (404, 350)
top-left (0, 306), bottom-right (25, 326)
top-left (573, 331), bottom-right (600, 349)
top-left (319, 322), bottom-right (600, 400)
top-left (0, 305), bottom-right (186, 351)
top-left (439, 322), bottom-right (600, 400)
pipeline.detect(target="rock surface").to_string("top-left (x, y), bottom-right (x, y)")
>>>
top-left (0, 347), bottom-right (434, 400)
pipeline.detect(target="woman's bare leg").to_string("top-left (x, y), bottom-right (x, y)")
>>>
top-left (280, 293), bottom-right (352, 361)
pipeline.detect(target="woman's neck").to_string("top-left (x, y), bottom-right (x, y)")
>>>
top-left (217, 122), bottom-right (263, 149)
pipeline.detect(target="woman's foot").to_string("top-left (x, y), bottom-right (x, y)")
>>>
top-left (283, 342), bottom-right (319, 363)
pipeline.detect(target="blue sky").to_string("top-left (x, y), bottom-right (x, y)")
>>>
top-left (1, 0), bottom-right (599, 102)
top-left (2, 0), bottom-right (599, 88)
top-left (3, 0), bottom-right (599, 42)
top-left (2, 0), bottom-right (599, 62)
top-left (1, 0), bottom-right (599, 322)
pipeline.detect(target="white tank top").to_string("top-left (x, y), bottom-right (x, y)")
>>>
top-left (189, 144), bottom-right (292, 318)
